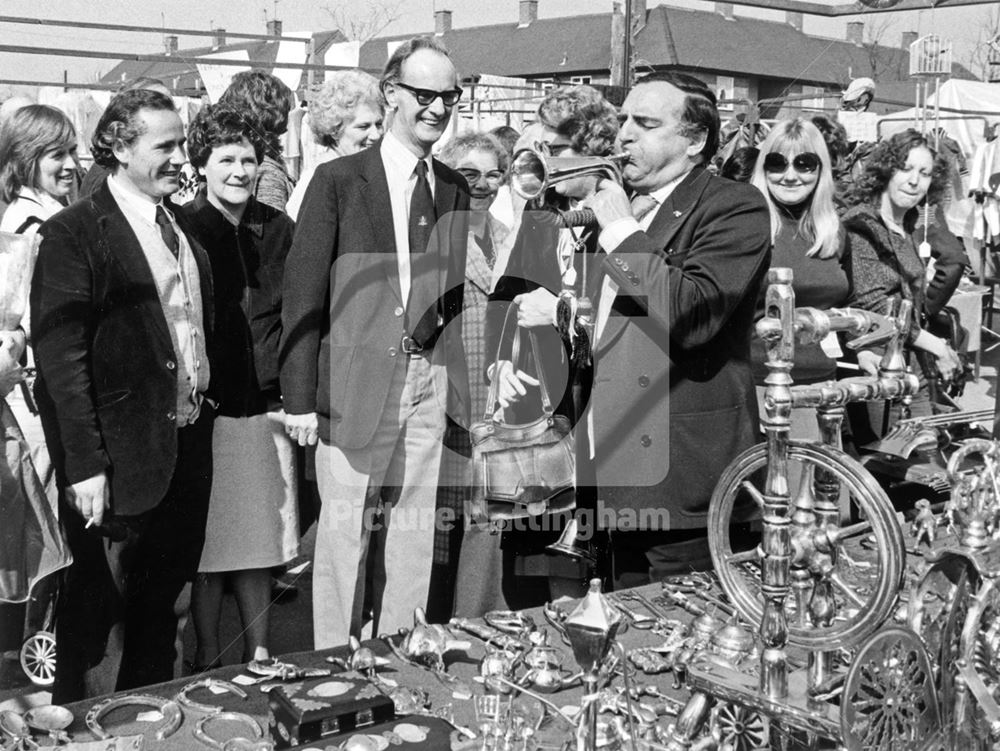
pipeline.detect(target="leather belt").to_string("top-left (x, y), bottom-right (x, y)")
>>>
top-left (400, 335), bottom-right (425, 355)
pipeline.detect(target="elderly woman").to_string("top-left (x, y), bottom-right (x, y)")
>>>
top-left (844, 128), bottom-right (960, 423)
top-left (179, 105), bottom-right (297, 669)
top-left (425, 133), bottom-right (510, 620)
top-left (286, 70), bottom-right (384, 221)
top-left (218, 71), bottom-right (296, 212)
top-left (453, 91), bottom-right (620, 616)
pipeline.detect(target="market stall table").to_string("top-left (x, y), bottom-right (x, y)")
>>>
top-left (44, 584), bottom-right (697, 750)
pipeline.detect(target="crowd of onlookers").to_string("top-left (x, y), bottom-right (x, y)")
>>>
top-left (0, 34), bottom-right (977, 702)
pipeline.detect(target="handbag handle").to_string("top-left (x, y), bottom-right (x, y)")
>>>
top-left (484, 302), bottom-right (556, 423)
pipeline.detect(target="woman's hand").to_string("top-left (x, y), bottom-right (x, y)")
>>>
top-left (513, 288), bottom-right (558, 329)
top-left (491, 359), bottom-right (540, 409)
top-left (934, 344), bottom-right (961, 384)
top-left (856, 350), bottom-right (881, 376)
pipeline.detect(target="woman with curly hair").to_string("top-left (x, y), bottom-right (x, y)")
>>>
top-left (844, 128), bottom-right (960, 419)
top-left (286, 70), bottom-right (384, 221)
top-left (453, 93), bottom-right (619, 616)
top-left (218, 71), bottom-right (296, 212)
top-left (179, 104), bottom-right (298, 669)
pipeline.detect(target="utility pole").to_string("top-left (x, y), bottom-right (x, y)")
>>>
top-left (623, 0), bottom-right (633, 89)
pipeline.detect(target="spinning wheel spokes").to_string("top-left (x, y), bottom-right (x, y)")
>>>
top-left (841, 627), bottom-right (941, 751)
top-left (709, 441), bottom-right (905, 649)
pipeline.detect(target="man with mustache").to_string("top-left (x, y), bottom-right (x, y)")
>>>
top-left (31, 89), bottom-right (216, 699)
top-left (580, 72), bottom-right (771, 584)
top-left (281, 36), bottom-right (469, 646)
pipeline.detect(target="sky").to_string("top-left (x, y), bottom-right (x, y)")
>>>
top-left (0, 0), bottom-right (994, 92)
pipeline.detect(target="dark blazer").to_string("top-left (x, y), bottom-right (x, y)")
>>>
top-left (280, 143), bottom-right (470, 448)
top-left (30, 181), bottom-right (215, 517)
top-left (591, 166), bottom-right (771, 529)
top-left (179, 190), bottom-right (293, 417)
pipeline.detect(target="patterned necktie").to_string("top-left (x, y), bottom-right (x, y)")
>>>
top-left (476, 223), bottom-right (496, 270)
top-left (155, 205), bottom-right (179, 258)
top-left (630, 193), bottom-right (659, 222)
top-left (409, 160), bottom-right (436, 255)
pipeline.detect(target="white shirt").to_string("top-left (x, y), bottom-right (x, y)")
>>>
top-left (594, 174), bottom-right (687, 341)
top-left (107, 174), bottom-right (210, 426)
top-left (380, 131), bottom-right (436, 305)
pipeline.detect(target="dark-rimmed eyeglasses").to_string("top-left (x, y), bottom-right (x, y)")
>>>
top-left (457, 169), bottom-right (505, 184)
top-left (393, 81), bottom-right (463, 107)
top-left (763, 152), bottom-right (821, 175)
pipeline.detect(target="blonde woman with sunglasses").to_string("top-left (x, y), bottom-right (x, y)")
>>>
top-left (748, 119), bottom-right (849, 416)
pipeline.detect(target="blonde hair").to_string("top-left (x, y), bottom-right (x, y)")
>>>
top-left (751, 118), bottom-right (840, 259)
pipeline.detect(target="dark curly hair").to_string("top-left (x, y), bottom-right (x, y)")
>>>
top-left (845, 129), bottom-right (950, 217)
top-left (90, 89), bottom-right (176, 170)
top-left (555, 101), bottom-right (620, 158)
top-left (186, 104), bottom-right (266, 175)
top-left (218, 71), bottom-right (294, 156)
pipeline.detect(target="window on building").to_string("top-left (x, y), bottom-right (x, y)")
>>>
top-left (716, 75), bottom-right (735, 111)
top-left (570, 76), bottom-right (593, 85)
top-left (802, 85), bottom-right (824, 111)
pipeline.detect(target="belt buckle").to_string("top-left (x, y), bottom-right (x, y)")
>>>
top-left (400, 335), bottom-right (423, 355)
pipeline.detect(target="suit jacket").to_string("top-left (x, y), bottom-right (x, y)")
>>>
top-left (280, 144), bottom-right (471, 448)
top-left (590, 166), bottom-right (771, 529)
top-left (30, 181), bottom-right (215, 517)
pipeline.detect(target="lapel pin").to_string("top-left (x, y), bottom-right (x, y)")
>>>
top-left (673, 210), bottom-right (683, 217)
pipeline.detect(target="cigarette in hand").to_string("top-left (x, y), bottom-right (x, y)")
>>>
top-left (85, 517), bottom-right (96, 529)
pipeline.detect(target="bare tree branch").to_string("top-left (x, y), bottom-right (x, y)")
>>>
top-left (964, 4), bottom-right (1000, 80)
top-left (861, 15), bottom-right (898, 81)
top-left (322, 0), bottom-right (405, 43)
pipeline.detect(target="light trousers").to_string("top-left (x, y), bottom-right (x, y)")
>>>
top-left (312, 354), bottom-right (447, 648)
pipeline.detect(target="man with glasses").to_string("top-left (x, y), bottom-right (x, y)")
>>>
top-left (281, 36), bottom-right (469, 646)
top-left (578, 71), bottom-right (771, 585)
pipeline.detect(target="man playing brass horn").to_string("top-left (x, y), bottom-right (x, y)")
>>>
top-left (497, 73), bottom-right (771, 586)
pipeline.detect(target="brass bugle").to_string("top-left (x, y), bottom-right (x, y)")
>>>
top-left (510, 148), bottom-right (630, 201)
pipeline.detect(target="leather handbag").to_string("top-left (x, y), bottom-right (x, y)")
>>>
top-left (469, 305), bottom-right (576, 523)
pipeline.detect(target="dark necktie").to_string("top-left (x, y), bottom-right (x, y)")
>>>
top-left (155, 205), bottom-right (179, 258)
top-left (406, 160), bottom-right (441, 349)
top-left (408, 160), bottom-right (435, 255)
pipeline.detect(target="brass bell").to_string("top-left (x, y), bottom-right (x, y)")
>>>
top-left (546, 517), bottom-right (597, 564)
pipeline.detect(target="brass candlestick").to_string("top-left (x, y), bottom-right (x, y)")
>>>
top-left (563, 578), bottom-right (622, 751)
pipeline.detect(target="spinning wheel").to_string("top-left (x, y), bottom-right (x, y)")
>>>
top-left (710, 703), bottom-right (769, 751)
top-left (907, 552), bottom-right (978, 728)
top-left (840, 626), bottom-right (942, 751)
top-left (954, 577), bottom-right (1000, 747)
top-left (708, 441), bottom-right (905, 649)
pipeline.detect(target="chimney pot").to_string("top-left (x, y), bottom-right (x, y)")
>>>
top-left (267, 19), bottom-right (283, 37)
top-left (786, 11), bottom-right (803, 31)
top-left (435, 9), bottom-right (453, 36)
top-left (715, 2), bottom-right (735, 20)
top-left (846, 21), bottom-right (864, 46)
top-left (164, 34), bottom-right (179, 55)
top-left (211, 27), bottom-right (226, 48)
top-left (518, 0), bottom-right (538, 28)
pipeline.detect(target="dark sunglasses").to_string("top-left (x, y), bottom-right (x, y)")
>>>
top-left (763, 152), bottom-right (821, 174)
top-left (393, 81), bottom-right (463, 107)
